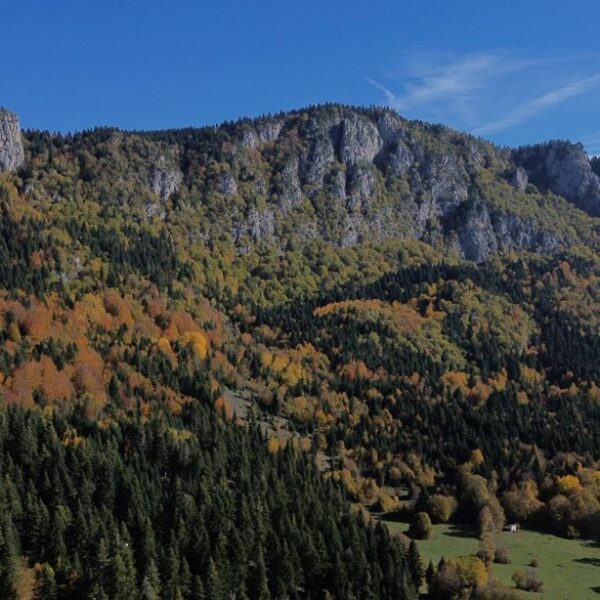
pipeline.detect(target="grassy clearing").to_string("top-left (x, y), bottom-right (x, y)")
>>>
top-left (16, 557), bottom-right (34, 600)
top-left (383, 520), bottom-right (600, 599)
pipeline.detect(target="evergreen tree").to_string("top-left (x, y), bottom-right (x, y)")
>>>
top-left (407, 540), bottom-right (424, 588)
top-left (248, 543), bottom-right (270, 600)
top-left (0, 528), bottom-right (17, 600)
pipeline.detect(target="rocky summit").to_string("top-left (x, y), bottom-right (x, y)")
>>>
top-left (0, 108), bottom-right (24, 172)
top-left (513, 141), bottom-right (600, 217)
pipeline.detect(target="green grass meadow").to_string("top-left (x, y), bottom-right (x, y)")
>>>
top-left (383, 521), bottom-right (600, 599)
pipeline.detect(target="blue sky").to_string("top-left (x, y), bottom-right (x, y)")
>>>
top-left (2, 1), bottom-right (600, 153)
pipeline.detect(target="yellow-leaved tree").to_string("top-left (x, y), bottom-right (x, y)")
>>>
top-left (183, 331), bottom-right (209, 359)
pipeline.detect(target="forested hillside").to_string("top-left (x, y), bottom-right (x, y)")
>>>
top-left (1, 103), bottom-right (600, 598)
top-left (0, 404), bottom-right (417, 599)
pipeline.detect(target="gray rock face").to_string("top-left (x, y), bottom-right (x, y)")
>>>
top-left (215, 172), bottom-right (238, 197)
top-left (508, 167), bottom-right (528, 192)
top-left (325, 168), bottom-right (347, 202)
top-left (247, 208), bottom-right (275, 241)
top-left (239, 127), bottom-right (260, 149)
top-left (225, 108), bottom-right (565, 261)
top-left (513, 142), bottom-right (600, 216)
top-left (256, 120), bottom-right (283, 143)
top-left (340, 217), bottom-right (360, 248)
top-left (291, 110), bottom-right (409, 201)
top-left (298, 110), bottom-right (402, 192)
top-left (339, 114), bottom-right (383, 166)
top-left (455, 201), bottom-right (498, 262)
top-left (151, 156), bottom-right (182, 201)
top-left (387, 141), bottom-right (413, 178)
top-left (493, 213), bottom-right (559, 254)
top-left (376, 111), bottom-right (406, 145)
top-left (302, 134), bottom-right (336, 190)
top-left (169, 106), bottom-right (581, 262)
top-left (0, 109), bottom-right (24, 172)
top-left (238, 120), bottom-right (283, 148)
top-left (423, 155), bottom-right (469, 218)
top-left (451, 200), bottom-right (561, 262)
top-left (276, 157), bottom-right (303, 209)
top-left (347, 164), bottom-right (376, 211)
top-left (233, 208), bottom-right (275, 244)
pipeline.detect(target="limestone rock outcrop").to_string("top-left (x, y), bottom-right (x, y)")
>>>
top-left (0, 108), bottom-right (24, 172)
top-left (513, 142), bottom-right (600, 216)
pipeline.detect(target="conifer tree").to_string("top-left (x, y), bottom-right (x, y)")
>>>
top-left (407, 540), bottom-right (424, 588)
top-left (0, 528), bottom-right (17, 600)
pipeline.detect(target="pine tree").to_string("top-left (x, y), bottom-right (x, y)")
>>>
top-left (425, 560), bottom-right (436, 587)
top-left (108, 541), bottom-right (139, 600)
top-left (407, 540), bottom-right (424, 588)
top-left (248, 543), bottom-right (270, 600)
top-left (206, 558), bottom-right (224, 600)
top-left (141, 559), bottom-right (161, 600)
top-left (141, 576), bottom-right (160, 600)
top-left (161, 546), bottom-right (180, 600)
top-left (0, 523), bottom-right (18, 600)
top-left (191, 575), bottom-right (206, 600)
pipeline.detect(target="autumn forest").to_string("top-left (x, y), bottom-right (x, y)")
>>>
top-left (0, 104), bottom-right (599, 598)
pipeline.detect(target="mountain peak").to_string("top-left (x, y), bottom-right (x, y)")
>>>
top-left (513, 140), bottom-right (600, 217)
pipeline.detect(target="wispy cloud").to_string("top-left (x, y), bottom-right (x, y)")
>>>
top-left (475, 75), bottom-right (600, 134)
top-left (380, 54), bottom-right (527, 115)
top-left (368, 51), bottom-right (600, 139)
top-left (365, 77), bottom-right (397, 104)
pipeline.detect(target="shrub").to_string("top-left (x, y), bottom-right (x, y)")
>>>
top-left (449, 555), bottom-right (488, 589)
top-left (429, 494), bottom-right (458, 523)
top-left (494, 543), bottom-right (512, 564)
top-left (431, 557), bottom-right (489, 598)
top-left (477, 533), bottom-right (496, 566)
top-left (409, 511), bottom-right (433, 539)
top-left (512, 569), bottom-right (544, 592)
top-left (475, 581), bottom-right (523, 600)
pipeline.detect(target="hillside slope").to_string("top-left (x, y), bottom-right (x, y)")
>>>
top-left (1, 104), bottom-right (600, 597)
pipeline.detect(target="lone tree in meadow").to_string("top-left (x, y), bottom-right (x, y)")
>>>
top-left (409, 511), bottom-right (433, 539)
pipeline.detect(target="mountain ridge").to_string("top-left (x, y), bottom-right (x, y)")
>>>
top-left (5, 103), bottom-right (600, 266)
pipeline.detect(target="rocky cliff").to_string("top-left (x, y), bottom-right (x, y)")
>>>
top-left (15, 104), bottom-right (600, 263)
top-left (513, 141), bottom-right (600, 217)
top-left (197, 106), bottom-right (568, 261)
top-left (0, 108), bottom-right (24, 172)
